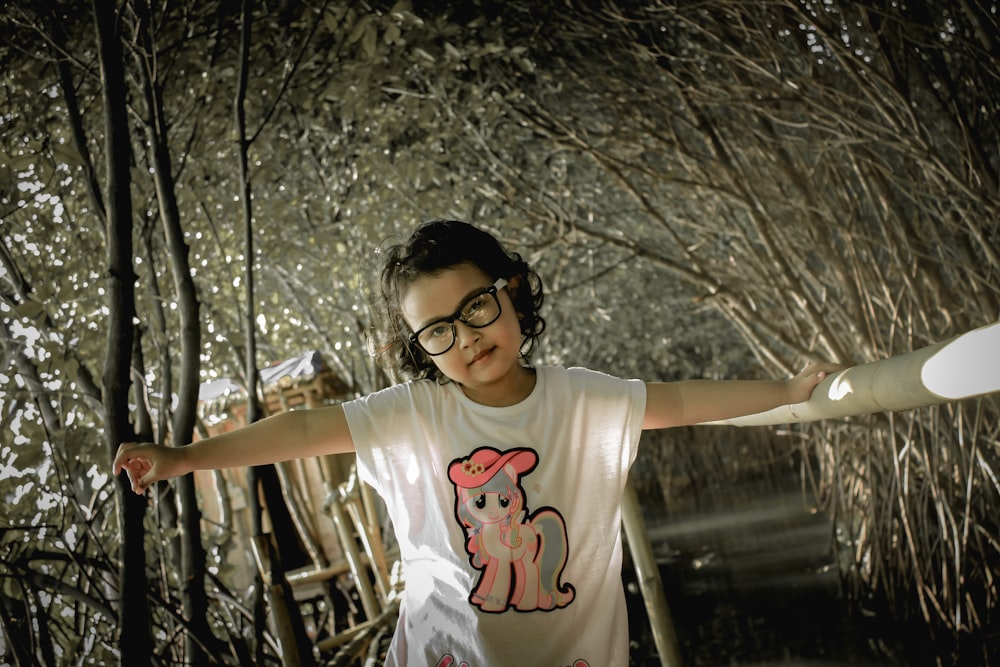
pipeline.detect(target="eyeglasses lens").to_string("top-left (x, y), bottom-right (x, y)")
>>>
top-left (416, 289), bottom-right (502, 355)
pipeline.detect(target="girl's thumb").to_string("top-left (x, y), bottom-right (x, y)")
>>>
top-left (138, 469), bottom-right (156, 493)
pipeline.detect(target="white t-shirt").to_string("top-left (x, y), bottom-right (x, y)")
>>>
top-left (343, 366), bottom-right (647, 667)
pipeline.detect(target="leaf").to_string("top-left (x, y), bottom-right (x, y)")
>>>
top-left (384, 22), bottom-right (401, 45)
top-left (361, 23), bottom-right (377, 59)
top-left (15, 299), bottom-right (45, 321)
top-left (0, 164), bottom-right (14, 191)
top-left (6, 152), bottom-right (36, 172)
top-left (348, 14), bottom-right (372, 45)
top-left (32, 285), bottom-right (54, 302)
top-left (413, 47), bottom-right (436, 63)
top-left (62, 354), bottom-right (80, 379)
top-left (51, 142), bottom-right (84, 168)
top-left (323, 8), bottom-right (341, 33)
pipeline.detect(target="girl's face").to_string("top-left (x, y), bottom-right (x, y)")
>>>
top-left (401, 263), bottom-right (535, 406)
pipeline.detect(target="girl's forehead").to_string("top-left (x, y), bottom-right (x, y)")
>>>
top-left (400, 263), bottom-right (492, 324)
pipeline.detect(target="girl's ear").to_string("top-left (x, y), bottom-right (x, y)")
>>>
top-left (506, 274), bottom-right (522, 295)
top-left (505, 275), bottom-right (526, 320)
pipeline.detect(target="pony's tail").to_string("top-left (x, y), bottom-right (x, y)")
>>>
top-left (532, 510), bottom-right (575, 608)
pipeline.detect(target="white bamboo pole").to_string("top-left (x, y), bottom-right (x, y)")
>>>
top-left (708, 321), bottom-right (1000, 427)
top-left (629, 321), bottom-right (999, 666)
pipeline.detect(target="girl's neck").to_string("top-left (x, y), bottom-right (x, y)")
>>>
top-left (458, 365), bottom-right (537, 407)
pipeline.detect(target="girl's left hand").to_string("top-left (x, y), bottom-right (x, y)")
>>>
top-left (786, 361), bottom-right (845, 405)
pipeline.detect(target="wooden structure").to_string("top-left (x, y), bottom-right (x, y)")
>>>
top-left (194, 351), bottom-right (400, 663)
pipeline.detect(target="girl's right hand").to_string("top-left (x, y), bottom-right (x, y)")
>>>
top-left (113, 442), bottom-right (187, 495)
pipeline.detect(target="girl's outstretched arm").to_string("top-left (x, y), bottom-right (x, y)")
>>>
top-left (113, 405), bottom-right (356, 494)
top-left (642, 362), bottom-right (841, 430)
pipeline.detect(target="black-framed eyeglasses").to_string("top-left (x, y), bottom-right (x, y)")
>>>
top-left (409, 278), bottom-right (509, 356)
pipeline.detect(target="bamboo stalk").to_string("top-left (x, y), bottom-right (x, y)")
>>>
top-left (621, 481), bottom-right (683, 667)
top-left (708, 322), bottom-right (1000, 427)
top-left (327, 494), bottom-right (381, 623)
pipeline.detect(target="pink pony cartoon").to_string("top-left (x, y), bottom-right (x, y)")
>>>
top-left (448, 446), bottom-right (575, 613)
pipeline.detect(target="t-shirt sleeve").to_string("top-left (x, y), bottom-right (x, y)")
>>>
top-left (568, 366), bottom-right (647, 472)
top-left (341, 382), bottom-right (418, 496)
top-left (620, 375), bottom-right (647, 468)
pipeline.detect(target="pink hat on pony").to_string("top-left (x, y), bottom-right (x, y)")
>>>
top-left (448, 446), bottom-right (538, 489)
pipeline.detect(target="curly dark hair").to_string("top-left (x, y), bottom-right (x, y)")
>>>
top-left (369, 219), bottom-right (546, 382)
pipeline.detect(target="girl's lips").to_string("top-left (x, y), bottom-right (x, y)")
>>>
top-left (469, 348), bottom-right (493, 365)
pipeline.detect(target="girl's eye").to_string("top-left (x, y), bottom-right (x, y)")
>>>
top-left (427, 323), bottom-right (450, 339)
top-left (499, 495), bottom-right (510, 508)
top-left (474, 495), bottom-right (487, 509)
top-left (463, 295), bottom-right (488, 319)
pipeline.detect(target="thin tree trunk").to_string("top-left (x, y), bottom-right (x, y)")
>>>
top-left (234, 2), bottom-right (316, 663)
top-left (233, 2), bottom-right (268, 662)
top-left (130, 328), bottom-right (154, 443)
top-left (138, 216), bottom-right (174, 444)
top-left (92, 1), bottom-right (151, 664)
top-left (50, 13), bottom-right (106, 224)
top-left (131, 0), bottom-right (213, 661)
top-left (235, 0), bottom-right (261, 495)
top-left (137, 217), bottom-right (182, 564)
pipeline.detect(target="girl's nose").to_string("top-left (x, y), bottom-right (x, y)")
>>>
top-left (454, 320), bottom-right (481, 347)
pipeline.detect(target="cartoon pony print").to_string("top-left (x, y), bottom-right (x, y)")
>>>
top-left (437, 657), bottom-right (589, 667)
top-left (448, 446), bottom-right (575, 613)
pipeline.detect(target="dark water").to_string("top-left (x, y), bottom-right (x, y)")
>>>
top-left (622, 481), bottom-right (997, 667)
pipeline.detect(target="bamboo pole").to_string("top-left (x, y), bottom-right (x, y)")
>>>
top-left (327, 494), bottom-right (381, 622)
top-left (708, 321), bottom-right (1000, 427)
top-left (621, 481), bottom-right (684, 667)
top-left (250, 534), bottom-right (317, 667)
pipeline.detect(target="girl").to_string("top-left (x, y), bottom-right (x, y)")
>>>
top-left (115, 219), bottom-right (836, 667)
